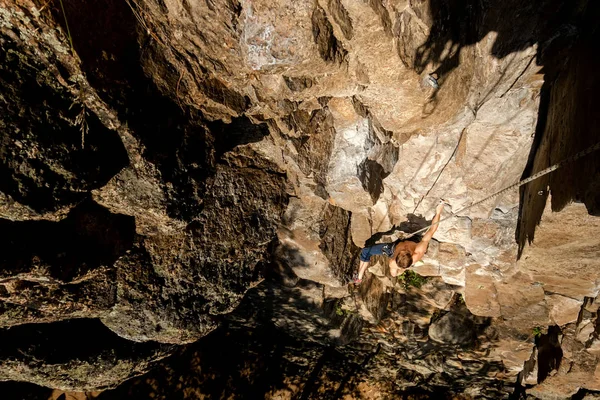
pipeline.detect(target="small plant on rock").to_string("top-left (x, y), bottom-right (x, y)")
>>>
top-left (533, 326), bottom-right (543, 338)
top-left (335, 303), bottom-right (346, 317)
top-left (398, 270), bottom-right (427, 289)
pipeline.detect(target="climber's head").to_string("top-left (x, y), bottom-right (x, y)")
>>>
top-left (395, 250), bottom-right (413, 269)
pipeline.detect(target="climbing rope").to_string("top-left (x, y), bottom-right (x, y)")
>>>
top-left (339, 141), bottom-right (600, 393)
top-left (402, 140), bottom-right (600, 240)
top-left (412, 129), bottom-right (467, 214)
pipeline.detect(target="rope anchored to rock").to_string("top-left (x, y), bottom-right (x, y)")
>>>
top-left (403, 140), bottom-right (600, 240)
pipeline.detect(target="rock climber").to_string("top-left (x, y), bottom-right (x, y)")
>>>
top-left (354, 200), bottom-right (447, 284)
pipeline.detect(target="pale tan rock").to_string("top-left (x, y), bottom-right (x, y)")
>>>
top-left (546, 295), bottom-right (582, 327)
top-left (467, 213), bottom-right (519, 267)
top-left (369, 199), bottom-right (394, 235)
top-left (434, 215), bottom-right (474, 248)
top-left (464, 264), bottom-right (501, 317)
top-left (419, 279), bottom-right (456, 309)
top-left (282, 196), bottom-right (329, 241)
top-left (495, 272), bottom-right (550, 332)
top-left (577, 320), bottom-right (595, 344)
top-left (527, 382), bottom-right (581, 400)
top-left (528, 367), bottom-right (600, 399)
top-left (276, 231), bottom-right (340, 288)
top-left (536, 275), bottom-right (599, 301)
top-left (489, 338), bottom-right (534, 374)
top-left (351, 210), bottom-right (373, 248)
top-left (323, 285), bottom-right (349, 299)
top-left (518, 200), bottom-right (600, 301)
top-left (436, 242), bottom-right (468, 268)
top-left (411, 262), bottom-right (441, 277)
top-left (587, 339), bottom-right (600, 357)
top-left (326, 98), bottom-right (374, 211)
top-left (522, 347), bottom-right (539, 385)
top-left (438, 265), bottom-right (466, 287)
top-left (585, 298), bottom-right (600, 313)
top-left (367, 264), bottom-right (386, 278)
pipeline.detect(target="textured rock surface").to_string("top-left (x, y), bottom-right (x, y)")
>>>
top-left (428, 311), bottom-right (476, 345)
top-left (0, 319), bottom-right (174, 391)
top-left (0, 0), bottom-right (600, 397)
top-left (0, 0), bottom-right (289, 347)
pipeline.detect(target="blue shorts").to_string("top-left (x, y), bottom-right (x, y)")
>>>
top-left (360, 243), bottom-right (395, 262)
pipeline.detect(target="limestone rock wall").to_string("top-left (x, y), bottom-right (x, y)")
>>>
top-left (0, 0), bottom-right (288, 353)
top-left (0, 0), bottom-right (599, 397)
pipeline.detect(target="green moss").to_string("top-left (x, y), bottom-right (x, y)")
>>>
top-left (398, 270), bottom-right (427, 289)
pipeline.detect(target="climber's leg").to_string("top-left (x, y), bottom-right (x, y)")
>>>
top-left (355, 260), bottom-right (369, 283)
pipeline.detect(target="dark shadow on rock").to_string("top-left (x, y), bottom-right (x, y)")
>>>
top-left (0, 318), bottom-right (174, 390)
top-left (319, 204), bottom-right (361, 284)
top-left (405, 0), bottom-right (600, 254)
top-left (332, 342), bottom-right (381, 400)
top-left (96, 321), bottom-right (316, 400)
top-left (183, 162), bottom-right (288, 295)
top-left (92, 271), bottom-right (509, 399)
top-left (0, 31), bottom-right (129, 212)
top-left (48, 0), bottom-right (206, 221)
top-left (95, 277), bottom-right (362, 399)
top-left (48, 0), bottom-right (263, 222)
top-left (516, 1), bottom-right (600, 255)
top-left (536, 325), bottom-right (563, 383)
top-left (288, 107), bottom-right (337, 201)
top-left (265, 241), bottom-right (301, 288)
top-left (365, 213), bottom-right (427, 247)
top-left (388, 288), bottom-right (439, 335)
top-left (397, 214), bottom-right (429, 238)
top-left (0, 381), bottom-right (52, 400)
top-left (0, 199), bottom-right (135, 282)
top-left (298, 345), bottom-right (336, 400)
top-left (312, 5), bottom-right (348, 65)
top-left (322, 297), bottom-right (364, 343)
top-left (571, 389), bottom-right (600, 400)
top-left (427, 300), bottom-right (490, 347)
top-left (358, 270), bottom-right (392, 323)
top-left (358, 159), bottom-right (387, 204)
top-left (352, 97), bottom-right (399, 204)
top-left (273, 245), bottom-right (304, 273)
top-left (283, 75), bottom-right (315, 92)
top-left (412, 0), bottom-right (574, 80)
top-left (0, 318), bottom-right (170, 365)
top-left (209, 117), bottom-right (270, 161)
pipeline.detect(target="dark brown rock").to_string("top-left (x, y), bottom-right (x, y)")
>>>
top-left (1, 0), bottom-right (600, 397)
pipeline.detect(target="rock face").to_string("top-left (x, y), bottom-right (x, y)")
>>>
top-left (428, 311), bottom-right (476, 345)
top-left (0, 319), bottom-right (174, 391)
top-left (0, 0), bottom-right (600, 397)
top-left (0, 0), bottom-right (288, 357)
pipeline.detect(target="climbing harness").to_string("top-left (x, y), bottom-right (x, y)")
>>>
top-left (403, 140), bottom-right (600, 240)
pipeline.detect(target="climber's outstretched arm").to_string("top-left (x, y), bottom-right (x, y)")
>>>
top-left (412, 202), bottom-right (444, 264)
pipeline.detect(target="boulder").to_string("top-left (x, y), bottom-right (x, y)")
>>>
top-left (428, 312), bottom-right (476, 345)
